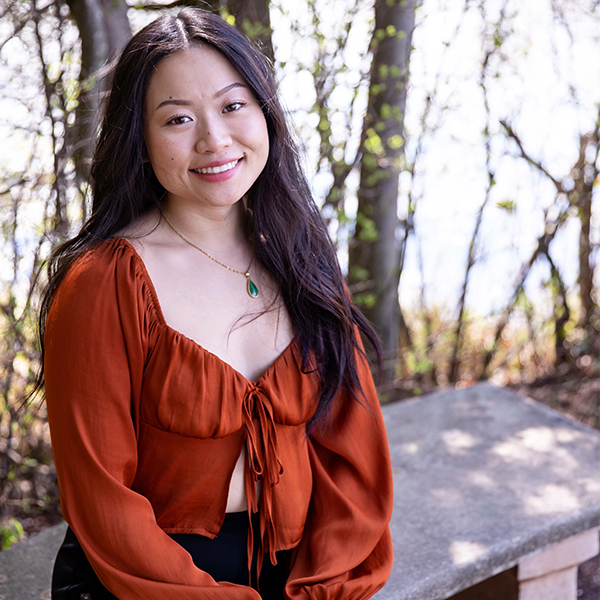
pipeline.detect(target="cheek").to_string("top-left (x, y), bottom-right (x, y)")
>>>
top-left (148, 138), bottom-right (181, 170)
top-left (249, 116), bottom-right (269, 163)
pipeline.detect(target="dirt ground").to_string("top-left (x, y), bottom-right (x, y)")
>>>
top-left (509, 364), bottom-right (600, 432)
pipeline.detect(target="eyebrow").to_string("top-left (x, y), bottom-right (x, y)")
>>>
top-left (155, 82), bottom-right (248, 110)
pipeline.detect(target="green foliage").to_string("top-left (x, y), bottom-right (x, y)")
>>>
top-left (336, 205), bottom-right (349, 223)
top-left (364, 128), bottom-right (385, 157)
top-left (354, 292), bottom-right (377, 309)
top-left (406, 352), bottom-right (435, 375)
top-left (497, 199), bottom-right (515, 213)
top-left (0, 519), bottom-right (24, 550)
top-left (350, 265), bottom-right (371, 281)
top-left (219, 6), bottom-right (236, 27)
top-left (240, 19), bottom-right (271, 40)
top-left (356, 212), bottom-right (380, 242)
top-left (515, 288), bottom-right (533, 312)
top-left (370, 82), bottom-right (387, 95)
top-left (388, 134), bottom-right (404, 149)
top-left (365, 168), bottom-right (393, 186)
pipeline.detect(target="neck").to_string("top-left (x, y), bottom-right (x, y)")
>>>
top-left (161, 198), bottom-right (248, 251)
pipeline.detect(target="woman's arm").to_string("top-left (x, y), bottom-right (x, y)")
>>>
top-left (45, 244), bottom-right (260, 600)
top-left (284, 335), bottom-right (394, 600)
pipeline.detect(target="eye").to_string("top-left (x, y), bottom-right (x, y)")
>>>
top-left (167, 114), bottom-right (192, 125)
top-left (223, 101), bottom-right (246, 113)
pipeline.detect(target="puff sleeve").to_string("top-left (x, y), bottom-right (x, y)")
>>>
top-left (284, 339), bottom-right (394, 600)
top-left (44, 242), bottom-right (260, 600)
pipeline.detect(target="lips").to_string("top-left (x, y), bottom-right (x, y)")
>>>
top-left (191, 159), bottom-right (241, 175)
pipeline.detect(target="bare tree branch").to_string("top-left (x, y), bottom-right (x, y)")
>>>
top-left (500, 119), bottom-right (564, 191)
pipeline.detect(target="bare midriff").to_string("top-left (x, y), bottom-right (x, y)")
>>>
top-left (225, 445), bottom-right (262, 513)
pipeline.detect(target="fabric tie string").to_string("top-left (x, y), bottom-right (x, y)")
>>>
top-left (242, 386), bottom-right (284, 587)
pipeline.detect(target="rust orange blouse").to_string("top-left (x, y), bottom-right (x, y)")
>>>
top-left (44, 238), bottom-right (393, 600)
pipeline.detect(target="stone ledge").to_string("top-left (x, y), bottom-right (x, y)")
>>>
top-left (376, 383), bottom-right (600, 600)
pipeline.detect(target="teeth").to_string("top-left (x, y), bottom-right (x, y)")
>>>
top-left (194, 159), bottom-right (239, 174)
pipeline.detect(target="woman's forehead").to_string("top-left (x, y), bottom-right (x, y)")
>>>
top-left (146, 45), bottom-right (245, 104)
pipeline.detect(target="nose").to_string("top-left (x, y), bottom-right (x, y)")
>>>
top-left (195, 117), bottom-right (232, 153)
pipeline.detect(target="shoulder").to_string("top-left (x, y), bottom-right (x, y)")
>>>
top-left (54, 237), bottom-right (157, 323)
top-left (47, 237), bottom-right (161, 343)
top-left (63, 238), bottom-right (140, 290)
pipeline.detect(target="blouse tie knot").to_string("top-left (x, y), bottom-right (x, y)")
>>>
top-left (242, 384), bottom-right (284, 587)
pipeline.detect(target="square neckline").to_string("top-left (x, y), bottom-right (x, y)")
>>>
top-left (114, 237), bottom-right (298, 386)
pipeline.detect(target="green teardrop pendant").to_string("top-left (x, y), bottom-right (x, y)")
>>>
top-left (247, 278), bottom-right (259, 298)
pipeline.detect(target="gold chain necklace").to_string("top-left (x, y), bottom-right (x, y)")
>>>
top-left (161, 212), bottom-right (259, 298)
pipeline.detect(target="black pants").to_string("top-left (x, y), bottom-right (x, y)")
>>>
top-left (51, 511), bottom-right (291, 600)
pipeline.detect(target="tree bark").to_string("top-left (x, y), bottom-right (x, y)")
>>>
top-left (349, 0), bottom-right (417, 384)
top-left (578, 177), bottom-right (595, 333)
top-left (227, 0), bottom-right (274, 63)
top-left (577, 128), bottom-right (598, 338)
top-left (66, 0), bottom-right (131, 183)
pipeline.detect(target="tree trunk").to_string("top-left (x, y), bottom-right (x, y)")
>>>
top-left (577, 124), bottom-right (598, 340)
top-left (66, 0), bottom-right (131, 183)
top-left (349, 0), bottom-right (417, 384)
top-left (578, 183), bottom-right (594, 332)
top-left (227, 0), bottom-right (274, 63)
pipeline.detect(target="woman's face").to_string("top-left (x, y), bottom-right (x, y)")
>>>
top-left (143, 44), bottom-right (269, 214)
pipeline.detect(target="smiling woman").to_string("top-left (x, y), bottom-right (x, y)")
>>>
top-left (34, 8), bottom-right (393, 600)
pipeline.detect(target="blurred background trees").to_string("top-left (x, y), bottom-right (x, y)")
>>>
top-left (0, 0), bottom-right (598, 541)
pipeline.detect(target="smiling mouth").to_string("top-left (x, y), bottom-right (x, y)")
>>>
top-left (191, 159), bottom-right (241, 175)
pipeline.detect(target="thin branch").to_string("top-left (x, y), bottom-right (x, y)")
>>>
top-left (500, 119), bottom-right (564, 191)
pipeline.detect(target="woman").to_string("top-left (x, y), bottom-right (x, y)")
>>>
top-left (41, 8), bottom-right (393, 600)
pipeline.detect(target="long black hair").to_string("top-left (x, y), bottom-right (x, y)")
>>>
top-left (36, 8), bottom-right (382, 428)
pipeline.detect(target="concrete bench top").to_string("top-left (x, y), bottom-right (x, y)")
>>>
top-left (1, 383), bottom-right (598, 600)
top-left (376, 382), bottom-right (600, 600)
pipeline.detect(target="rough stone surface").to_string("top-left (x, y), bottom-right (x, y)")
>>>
top-left (375, 383), bottom-right (600, 600)
top-left (0, 521), bottom-right (66, 600)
